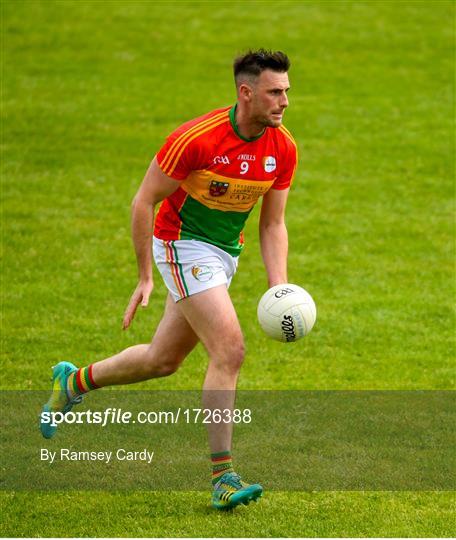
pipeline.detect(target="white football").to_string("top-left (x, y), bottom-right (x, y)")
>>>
top-left (257, 284), bottom-right (317, 342)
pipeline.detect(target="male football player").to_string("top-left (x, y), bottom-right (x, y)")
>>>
top-left (41, 49), bottom-right (297, 510)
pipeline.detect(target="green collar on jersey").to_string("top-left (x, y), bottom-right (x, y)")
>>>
top-left (229, 104), bottom-right (265, 142)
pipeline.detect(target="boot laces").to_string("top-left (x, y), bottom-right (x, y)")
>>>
top-left (224, 473), bottom-right (243, 489)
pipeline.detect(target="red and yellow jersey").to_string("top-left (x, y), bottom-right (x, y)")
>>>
top-left (155, 105), bottom-right (298, 256)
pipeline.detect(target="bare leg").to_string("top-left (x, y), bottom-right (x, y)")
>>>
top-left (178, 285), bottom-right (244, 454)
top-left (91, 294), bottom-right (199, 386)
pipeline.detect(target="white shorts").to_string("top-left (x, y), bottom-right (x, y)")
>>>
top-left (153, 237), bottom-right (239, 302)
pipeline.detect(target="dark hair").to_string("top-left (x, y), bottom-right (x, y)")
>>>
top-left (233, 49), bottom-right (290, 81)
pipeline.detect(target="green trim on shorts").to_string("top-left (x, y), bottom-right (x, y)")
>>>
top-left (171, 241), bottom-right (190, 297)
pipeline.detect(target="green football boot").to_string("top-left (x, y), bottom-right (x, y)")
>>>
top-left (212, 472), bottom-right (263, 510)
top-left (40, 361), bottom-right (83, 439)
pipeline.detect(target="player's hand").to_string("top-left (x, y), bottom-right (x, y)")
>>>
top-left (122, 278), bottom-right (154, 330)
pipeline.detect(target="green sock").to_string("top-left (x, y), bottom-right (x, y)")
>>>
top-left (67, 365), bottom-right (99, 398)
top-left (211, 451), bottom-right (234, 486)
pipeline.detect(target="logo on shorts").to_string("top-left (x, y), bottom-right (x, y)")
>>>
top-left (191, 265), bottom-right (213, 282)
top-left (263, 156), bottom-right (276, 173)
top-left (209, 180), bottom-right (229, 197)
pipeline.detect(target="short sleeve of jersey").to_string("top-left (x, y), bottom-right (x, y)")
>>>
top-left (272, 135), bottom-right (298, 190)
top-left (156, 125), bottom-right (208, 181)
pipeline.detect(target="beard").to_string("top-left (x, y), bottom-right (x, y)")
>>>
top-left (267, 117), bottom-right (282, 128)
top-left (263, 114), bottom-right (283, 128)
top-left (251, 111), bottom-right (283, 130)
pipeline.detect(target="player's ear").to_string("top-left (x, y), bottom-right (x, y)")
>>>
top-left (238, 83), bottom-right (253, 102)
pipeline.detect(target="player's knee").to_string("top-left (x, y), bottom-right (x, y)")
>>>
top-left (159, 360), bottom-right (182, 377)
top-left (143, 347), bottom-right (181, 378)
top-left (217, 340), bottom-right (245, 373)
top-left (233, 340), bottom-right (245, 365)
top-left (143, 360), bottom-right (180, 378)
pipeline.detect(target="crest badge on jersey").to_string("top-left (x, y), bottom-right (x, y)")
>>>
top-left (209, 180), bottom-right (229, 197)
top-left (263, 156), bottom-right (277, 173)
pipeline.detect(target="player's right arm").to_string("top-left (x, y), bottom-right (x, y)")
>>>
top-left (122, 157), bottom-right (180, 329)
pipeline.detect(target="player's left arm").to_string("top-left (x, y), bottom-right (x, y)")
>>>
top-left (259, 187), bottom-right (290, 287)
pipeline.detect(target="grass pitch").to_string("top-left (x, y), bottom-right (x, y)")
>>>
top-left (2, 0), bottom-right (454, 537)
